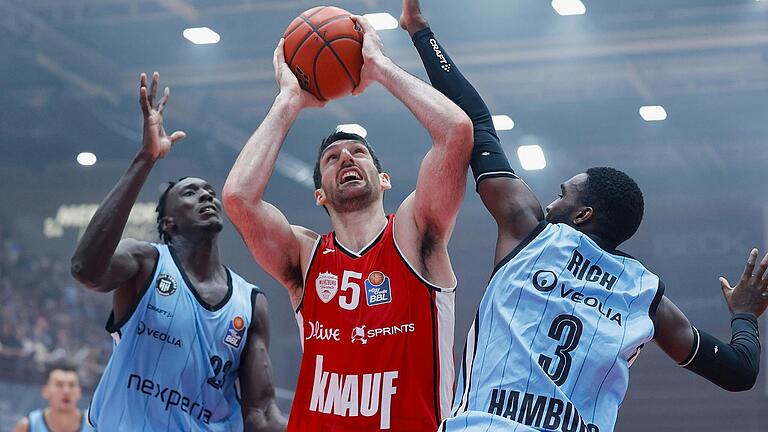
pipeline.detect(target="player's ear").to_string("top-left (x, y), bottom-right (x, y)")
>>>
top-left (160, 216), bottom-right (175, 234)
top-left (573, 206), bottom-right (593, 225)
top-left (379, 172), bottom-right (391, 191)
top-left (315, 188), bottom-right (327, 206)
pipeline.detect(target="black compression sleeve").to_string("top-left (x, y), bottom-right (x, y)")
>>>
top-left (411, 28), bottom-right (516, 185)
top-left (679, 313), bottom-right (761, 391)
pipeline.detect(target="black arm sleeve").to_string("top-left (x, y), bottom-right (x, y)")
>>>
top-left (411, 28), bottom-right (516, 185)
top-left (679, 313), bottom-right (761, 392)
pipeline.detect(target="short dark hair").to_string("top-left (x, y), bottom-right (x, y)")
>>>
top-left (313, 131), bottom-right (382, 189)
top-left (156, 177), bottom-right (189, 244)
top-left (580, 167), bottom-right (644, 246)
top-left (45, 361), bottom-right (79, 382)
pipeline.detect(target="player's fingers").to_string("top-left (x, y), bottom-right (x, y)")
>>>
top-left (140, 72), bottom-right (148, 89)
top-left (169, 131), bottom-right (186, 144)
top-left (276, 38), bottom-right (286, 63)
top-left (139, 86), bottom-right (151, 117)
top-left (149, 71), bottom-right (159, 105)
top-left (350, 15), bottom-right (374, 34)
top-left (719, 277), bottom-right (733, 298)
top-left (157, 87), bottom-right (171, 113)
top-left (352, 80), bottom-right (371, 96)
top-left (739, 248), bottom-right (758, 283)
top-left (755, 251), bottom-right (768, 282)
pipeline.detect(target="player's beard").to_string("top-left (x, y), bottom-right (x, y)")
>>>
top-left (326, 180), bottom-right (378, 214)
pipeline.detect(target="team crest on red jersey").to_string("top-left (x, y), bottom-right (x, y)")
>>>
top-left (365, 271), bottom-right (392, 306)
top-left (315, 271), bottom-right (338, 303)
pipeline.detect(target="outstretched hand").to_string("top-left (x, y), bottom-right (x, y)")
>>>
top-left (139, 72), bottom-right (186, 160)
top-left (719, 248), bottom-right (768, 317)
top-left (273, 38), bottom-right (326, 109)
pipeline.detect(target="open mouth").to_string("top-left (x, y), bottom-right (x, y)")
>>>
top-left (199, 204), bottom-right (218, 215)
top-left (339, 168), bottom-right (363, 185)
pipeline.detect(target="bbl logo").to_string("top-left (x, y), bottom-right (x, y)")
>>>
top-left (365, 271), bottom-right (392, 306)
top-left (532, 270), bottom-right (558, 292)
top-left (223, 316), bottom-right (246, 349)
top-left (156, 274), bottom-right (177, 296)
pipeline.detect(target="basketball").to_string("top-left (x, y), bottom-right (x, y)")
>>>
top-left (369, 271), bottom-right (385, 285)
top-left (282, 6), bottom-right (364, 101)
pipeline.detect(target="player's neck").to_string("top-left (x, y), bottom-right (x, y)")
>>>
top-left (330, 206), bottom-right (388, 253)
top-left (169, 236), bottom-right (223, 280)
top-left (44, 406), bottom-right (81, 426)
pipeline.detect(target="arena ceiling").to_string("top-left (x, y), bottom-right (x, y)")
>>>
top-left (1, 0), bottom-right (767, 212)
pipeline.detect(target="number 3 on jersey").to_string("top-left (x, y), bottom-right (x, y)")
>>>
top-left (538, 314), bottom-right (583, 386)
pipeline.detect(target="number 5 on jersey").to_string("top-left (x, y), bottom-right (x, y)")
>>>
top-left (339, 270), bottom-right (362, 310)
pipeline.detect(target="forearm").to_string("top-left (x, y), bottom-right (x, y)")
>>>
top-left (71, 151), bottom-right (154, 282)
top-left (681, 313), bottom-right (761, 391)
top-left (373, 56), bottom-right (469, 144)
top-left (223, 94), bottom-right (301, 207)
top-left (412, 28), bottom-right (514, 184)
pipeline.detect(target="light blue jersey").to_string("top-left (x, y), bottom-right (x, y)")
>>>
top-left (88, 244), bottom-right (257, 431)
top-left (28, 409), bottom-right (92, 432)
top-left (445, 222), bottom-right (664, 432)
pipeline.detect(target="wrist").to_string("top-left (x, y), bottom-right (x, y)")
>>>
top-left (367, 55), bottom-right (395, 83)
top-left (276, 90), bottom-right (306, 111)
top-left (135, 148), bottom-right (158, 164)
top-left (731, 311), bottom-right (758, 321)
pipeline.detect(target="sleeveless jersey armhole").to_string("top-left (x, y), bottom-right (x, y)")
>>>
top-left (649, 280), bottom-right (666, 340)
top-left (105, 245), bottom-right (161, 334)
top-left (296, 236), bottom-right (322, 313)
top-left (491, 220), bottom-right (549, 278)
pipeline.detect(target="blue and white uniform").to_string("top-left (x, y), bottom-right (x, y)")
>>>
top-left (28, 409), bottom-right (92, 432)
top-left (445, 222), bottom-right (664, 432)
top-left (88, 244), bottom-right (258, 431)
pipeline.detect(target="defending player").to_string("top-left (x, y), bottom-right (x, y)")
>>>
top-left (70, 73), bottom-right (286, 431)
top-left (400, 1), bottom-right (764, 431)
top-left (14, 362), bottom-right (92, 432)
top-left (223, 16), bottom-right (472, 432)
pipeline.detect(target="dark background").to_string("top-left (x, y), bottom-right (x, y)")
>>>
top-left (1, 0), bottom-right (767, 430)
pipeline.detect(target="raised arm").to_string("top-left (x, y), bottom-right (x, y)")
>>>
top-left (70, 73), bottom-right (184, 298)
top-left (654, 248), bottom-right (766, 391)
top-left (222, 41), bottom-right (322, 306)
top-left (240, 293), bottom-right (287, 432)
top-left (400, 0), bottom-right (543, 265)
top-left (352, 15), bottom-right (472, 249)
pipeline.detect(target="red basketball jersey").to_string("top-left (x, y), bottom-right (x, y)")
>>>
top-left (288, 215), bottom-right (455, 431)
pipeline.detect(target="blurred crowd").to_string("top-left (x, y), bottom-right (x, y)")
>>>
top-left (0, 231), bottom-right (110, 389)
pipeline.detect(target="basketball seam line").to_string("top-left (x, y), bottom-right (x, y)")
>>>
top-left (299, 14), bottom-right (360, 100)
top-left (288, 13), bottom-right (352, 67)
top-left (283, 6), bottom-right (326, 40)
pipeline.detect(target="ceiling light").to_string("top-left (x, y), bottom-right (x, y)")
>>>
top-left (363, 13), bottom-right (399, 30)
top-left (183, 27), bottom-right (220, 45)
top-left (336, 123), bottom-right (368, 138)
top-left (492, 115), bottom-right (515, 131)
top-left (639, 105), bottom-right (667, 121)
top-left (517, 145), bottom-right (546, 170)
top-left (77, 152), bottom-right (97, 166)
top-left (551, 0), bottom-right (586, 16)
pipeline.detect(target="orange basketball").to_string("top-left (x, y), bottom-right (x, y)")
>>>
top-left (283, 6), bottom-right (363, 101)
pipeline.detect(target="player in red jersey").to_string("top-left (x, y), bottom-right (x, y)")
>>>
top-left (223, 16), bottom-right (472, 432)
